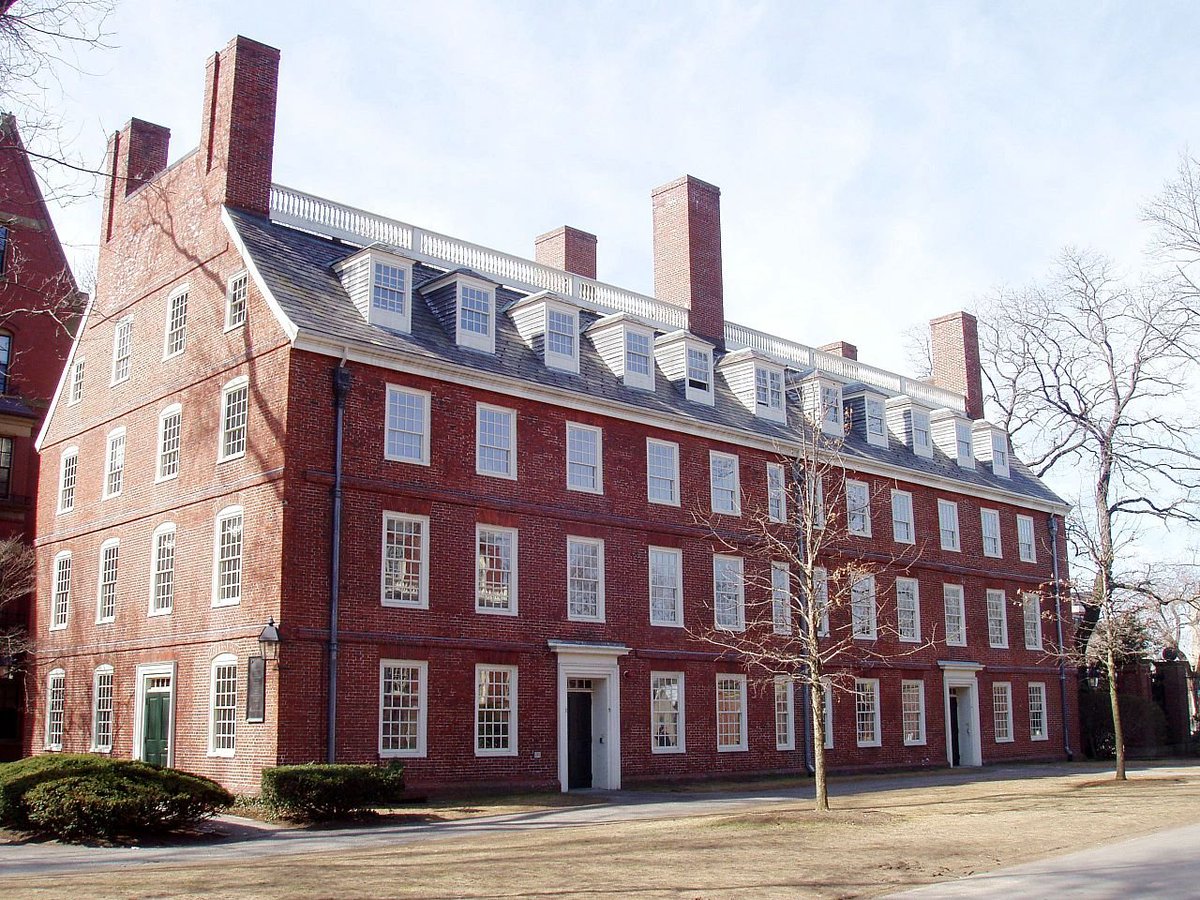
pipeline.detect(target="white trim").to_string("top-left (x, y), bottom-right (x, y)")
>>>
top-left (851, 574), bottom-right (878, 640)
top-left (1028, 681), bottom-right (1049, 741)
top-left (896, 576), bottom-right (921, 642)
top-left (621, 324), bottom-right (655, 391)
top-left (148, 521), bottom-right (177, 617)
top-left (901, 679), bottom-right (927, 746)
top-left (712, 553), bottom-right (745, 632)
top-left (456, 276), bottom-right (497, 354)
top-left (95, 538), bottom-right (120, 624)
top-left (715, 672), bottom-right (748, 752)
top-left (218, 375), bottom-right (250, 463)
top-left (36, 294), bottom-right (95, 452)
top-left (709, 449), bottom-right (741, 516)
top-left (943, 583), bottom-right (967, 646)
top-left (67, 356), bottom-right (85, 406)
top-left (102, 426), bottom-right (126, 500)
top-left (162, 283), bottom-right (190, 361)
top-left (91, 664), bottom-right (115, 752)
top-left (854, 677), bottom-right (881, 748)
top-left (846, 479), bottom-right (871, 537)
top-left (110, 316), bottom-right (133, 386)
top-left (552, 644), bottom-right (627, 790)
top-left (766, 462), bottom-right (787, 523)
top-left (774, 675), bottom-right (796, 750)
top-left (891, 489), bottom-right (915, 544)
top-left (648, 545), bottom-right (684, 628)
top-left (938, 499), bottom-right (961, 552)
top-left (475, 402), bottom-right (517, 480)
top-left (941, 663), bottom-right (983, 767)
top-left (381, 511), bottom-right (430, 609)
top-left (646, 438), bottom-right (680, 506)
top-left (565, 421), bottom-right (603, 494)
top-left (211, 504), bottom-right (245, 607)
top-left (384, 384), bottom-right (431, 466)
top-left (981, 507), bottom-right (1002, 558)
top-left (992, 681), bottom-right (1014, 743)
top-left (207, 652), bottom-right (238, 757)
top-left (543, 300), bottom-right (580, 374)
top-left (1017, 514), bottom-right (1037, 563)
top-left (379, 658), bottom-right (429, 758)
top-left (224, 270), bottom-right (250, 332)
top-left (474, 663), bottom-right (518, 757)
top-left (56, 445), bottom-right (78, 514)
top-left (986, 588), bottom-right (1009, 649)
top-left (221, 207), bottom-right (301, 342)
top-left (50, 550), bottom-right (71, 631)
top-left (133, 662), bottom-right (177, 767)
top-left (366, 255), bottom-right (414, 334)
top-left (475, 523), bottom-right (518, 616)
top-left (155, 403), bottom-right (183, 483)
top-left (44, 668), bottom-right (66, 750)
top-left (1023, 592), bottom-right (1044, 651)
top-left (566, 535), bottom-right (605, 622)
top-left (650, 670), bottom-right (685, 755)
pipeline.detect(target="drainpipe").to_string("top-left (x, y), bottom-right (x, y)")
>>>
top-left (1049, 515), bottom-right (1074, 761)
top-left (327, 358), bottom-right (352, 764)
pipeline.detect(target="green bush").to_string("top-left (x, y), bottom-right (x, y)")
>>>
top-left (261, 763), bottom-right (405, 820)
top-left (0, 754), bottom-right (117, 827)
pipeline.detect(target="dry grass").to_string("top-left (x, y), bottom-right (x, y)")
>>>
top-left (7, 768), bottom-right (1200, 899)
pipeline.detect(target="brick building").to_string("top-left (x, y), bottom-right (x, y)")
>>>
top-left (0, 116), bottom-right (81, 760)
top-left (30, 36), bottom-right (1076, 794)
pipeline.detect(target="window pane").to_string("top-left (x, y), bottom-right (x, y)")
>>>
top-left (713, 556), bottom-right (743, 630)
top-left (227, 273), bottom-right (248, 328)
top-left (567, 539), bottom-right (602, 619)
top-left (94, 670), bottom-right (114, 750)
top-left (651, 674), bottom-right (681, 750)
top-left (384, 516), bottom-right (425, 606)
top-left (216, 512), bottom-right (243, 604)
top-left (460, 285), bottom-right (491, 335)
top-left (625, 331), bottom-right (651, 376)
top-left (222, 384), bottom-right (249, 458)
top-left (98, 543), bottom-right (119, 622)
top-left (386, 389), bottom-right (427, 463)
top-left (567, 425), bottom-right (599, 491)
top-left (381, 663), bottom-right (423, 753)
top-left (153, 529), bottom-right (175, 613)
top-left (159, 410), bottom-right (181, 479)
top-left (477, 407), bottom-right (513, 476)
top-left (373, 262), bottom-right (407, 314)
top-left (686, 347), bottom-right (710, 390)
top-left (716, 676), bottom-right (744, 749)
top-left (547, 309), bottom-right (575, 358)
top-left (166, 290), bottom-right (188, 356)
top-left (647, 441), bottom-right (678, 503)
top-left (649, 548), bottom-right (681, 625)
top-left (477, 528), bottom-right (514, 611)
top-left (855, 680), bottom-right (878, 745)
top-left (476, 667), bottom-right (513, 752)
top-left (212, 662), bottom-right (237, 752)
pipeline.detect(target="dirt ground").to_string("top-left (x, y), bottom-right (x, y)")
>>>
top-left (7, 766), bottom-right (1200, 899)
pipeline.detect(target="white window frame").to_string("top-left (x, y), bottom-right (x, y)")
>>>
top-left (475, 524), bottom-right (518, 616)
top-left (814, 566), bottom-right (830, 637)
top-left (457, 278), bottom-right (496, 354)
top-left (938, 499), bottom-right (961, 552)
top-left (475, 402), bottom-right (517, 480)
top-left (369, 257), bottom-right (413, 333)
top-left (45, 668), bottom-right (65, 750)
top-left (981, 508), bottom-right (1002, 558)
top-left (896, 576), bottom-right (921, 642)
top-left (819, 381), bottom-right (843, 437)
top-left (1029, 682), bottom-right (1049, 741)
top-left (808, 474), bottom-right (826, 530)
top-left (1023, 593), bottom-right (1044, 651)
top-left (208, 653), bottom-right (238, 757)
top-left (715, 673), bottom-right (748, 752)
top-left (891, 489), bottom-right (914, 544)
top-left (218, 375), bottom-right (249, 462)
top-left (68, 357), bottom-right (84, 405)
top-left (623, 326), bottom-right (655, 391)
top-left (381, 512), bottom-right (430, 609)
top-left (901, 679), bottom-right (926, 746)
top-left (648, 546), bottom-right (684, 628)
top-left (156, 403), bottom-right (183, 482)
top-left (1017, 515), bottom-right (1037, 563)
top-left (767, 463), bottom-right (787, 523)
top-left (646, 438), bottom-right (680, 506)
top-left (50, 550), bottom-right (71, 631)
top-left (684, 343), bottom-right (714, 405)
top-left (148, 522), bottom-right (176, 617)
top-left (91, 664), bottom-right (114, 752)
top-left (712, 554), bottom-right (745, 632)
top-left (102, 426), bottom-right (126, 500)
top-left (211, 504), bottom-right (244, 608)
top-left (474, 664), bottom-right (518, 757)
top-left (993, 682), bottom-right (1014, 742)
top-left (822, 681), bottom-right (834, 749)
top-left (565, 422), bottom-right (603, 494)
top-left (846, 479), bottom-right (871, 537)
top-left (943, 583), bottom-right (966, 646)
top-left (865, 397), bottom-right (887, 446)
top-left (384, 385), bottom-right (431, 466)
top-left (991, 431), bottom-right (1010, 478)
top-left (225, 271), bottom-right (249, 331)
top-left (855, 677), bottom-right (881, 748)
top-left (754, 365), bottom-right (786, 422)
top-left (379, 659), bottom-right (428, 758)
top-left (544, 303), bottom-right (579, 373)
top-left (650, 671), bottom-right (685, 754)
top-left (57, 445), bottom-right (78, 513)
top-left (163, 284), bottom-right (189, 360)
top-left (95, 538), bottom-right (119, 625)
top-left (566, 536), bottom-right (605, 622)
top-left (772, 561), bottom-right (792, 635)
top-left (955, 421), bottom-right (975, 468)
top-left (912, 408), bottom-right (933, 457)
top-left (709, 450), bottom-right (741, 516)
top-left (110, 317), bottom-right (132, 386)
top-left (851, 575), bottom-right (878, 640)
top-left (987, 589), bottom-right (1009, 649)
top-left (775, 675), bottom-right (796, 751)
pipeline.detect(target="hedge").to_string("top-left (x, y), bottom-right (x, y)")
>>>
top-left (260, 762), bottom-right (405, 820)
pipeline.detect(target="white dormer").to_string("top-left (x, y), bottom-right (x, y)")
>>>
top-left (333, 247), bottom-right (415, 333)
top-left (846, 387), bottom-right (888, 448)
top-left (801, 375), bottom-right (844, 437)
top-left (510, 292), bottom-right (581, 374)
top-left (885, 396), bottom-right (934, 458)
top-left (973, 421), bottom-right (1011, 478)
top-left (456, 275), bottom-right (496, 353)
top-left (718, 350), bottom-right (786, 423)
top-left (586, 313), bottom-right (656, 391)
top-left (654, 331), bottom-right (715, 405)
top-left (931, 408), bottom-right (974, 468)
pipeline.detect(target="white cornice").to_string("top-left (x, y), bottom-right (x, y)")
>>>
top-left (221, 208), bottom-right (300, 343)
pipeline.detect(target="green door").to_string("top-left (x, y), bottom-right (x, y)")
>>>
top-left (143, 691), bottom-right (170, 766)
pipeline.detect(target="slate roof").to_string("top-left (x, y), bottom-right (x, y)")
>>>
top-left (228, 208), bottom-right (1065, 508)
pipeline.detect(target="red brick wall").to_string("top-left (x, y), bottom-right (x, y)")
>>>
top-left (652, 175), bottom-right (725, 347)
top-left (534, 226), bottom-right (598, 280)
top-left (929, 311), bottom-right (984, 420)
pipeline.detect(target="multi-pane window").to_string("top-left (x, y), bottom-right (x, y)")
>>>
top-left (164, 287), bottom-right (188, 358)
top-left (938, 499), bottom-right (960, 551)
top-left (213, 507), bottom-right (244, 606)
top-left (821, 384), bottom-right (842, 432)
top-left (901, 680), bottom-right (926, 745)
top-left (981, 509), bottom-right (1002, 558)
top-left (943, 584), bottom-right (966, 645)
top-left (1017, 515), bottom-right (1037, 562)
top-left (896, 577), bottom-right (920, 641)
top-left (775, 676), bottom-right (795, 750)
top-left (822, 681), bottom-right (834, 749)
top-left (96, 540), bottom-right (119, 624)
top-left (69, 358), bottom-right (84, 404)
top-left (806, 474), bottom-right (826, 529)
top-left (1023, 593), bottom-right (1043, 650)
top-left (58, 447), bottom-right (78, 512)
top-left (45, 669), bottom-right (65, 750)
top-left (912, 410), bottom-right (932, 454)
top-left (755, 367), bottom-right (783, 413)
top-left (686, 346), bottom-right (711, 393)
top-left (625, 329), bottom-right (652, 379)
top-left (992, 432), bottom-right (1010, 475)
top-left (891, 490), bottom-right (914, 543)
top-left (475, 665), bottom-right (516, 755)
top-left (566, 423), bottom-right (602, 493)
top-left (846, 480), bottom-right (871, 536)
top-left (566, 537), bottom-right (604, 621)
top-left (813, 567), bottom-right (830, 637)
top-left (986, 589), bottom-right (1008, 648)
top-left (476, 404), bottom-right (516, 478)
top-left (150, 524), bottom-right (176, 615)
top-left (648, 547), bottom-right (683, 627)
top-left (771, 562), bottom-right (792, 635)
top-left (0, 436), bottom-right (11, 498)
top-left (220, 378), bottom-right (249, 460)
top-left (866, 398), bottom-right (886, 439)
top-left (646, 439), bottom-right (679, 505)
top-left (210, 655), bottom-right (237, 756)
top-left (767, 463), bottom-right (786, 523)
top-left (157, 405), bottom-right (182, 481)
top-left (372, 262), bottom-right (407, 315)
top-left (226, 272), bottom-right (248, 330)
top-left (1029, 683), bottom-right (1048, 740)
top-left (93, 666), bottom-right (114, 752)
top-left (385, 386), bottom-right (430, 465)
top-left (993, 682), bottom-right (1013, 742)
top-left (459, 283), bottom-right (492, 333)
top-left (380, 660), bottom-right (427, 757)
top-left (956, 422), bottom-right (974, 463)
top-left (651, 672), bottom-right (683, 753)
top-left (713, 555), bottom-right (745, 631)
top-left (709, 451), bottom-right (740, 515)
top-left (382, 513), bottom-right (428, 608)
top-left (51, 551), bottom-right (71, 630)
top-left (111, 318), bottom-right (132, 384)
top-left (855, 678), bottom-right (881, 747)
top-left (476, 526), bottom-right (517, 614)
top-left (546, 308), bottom-right (576, 360)
top-left (851, 575), bottom-right (877, 639)
top-left (0, 332), bottom-right (10, 393)
top-left (103, 428), bottom-right (125, 499)
top-left (716, 674), bottom-right (747, 751)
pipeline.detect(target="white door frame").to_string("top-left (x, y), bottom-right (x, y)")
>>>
top-left (939, 661), bottom-right (983, 767)
top-left (549, 641), bottom-right (630, 792)
top-left (132, 661), bottom-right (177, 767)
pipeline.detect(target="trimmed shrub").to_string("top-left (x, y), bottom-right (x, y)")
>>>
top-left (0, 754), bottom-right (117, 827)
top-left (261, 763), bottom-right (405, 820)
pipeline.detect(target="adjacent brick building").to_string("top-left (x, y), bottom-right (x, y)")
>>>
top-left (29, 36), bottom-right (1077, 794)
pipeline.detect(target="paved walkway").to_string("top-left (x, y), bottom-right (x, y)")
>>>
top-left (1, 762), bottom-right (1196, 880)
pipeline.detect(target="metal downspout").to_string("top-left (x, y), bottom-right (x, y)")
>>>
top-left (1050, 515), bottom-right (1074, 761)
top-left (327, 361), bottom-right (352, 764)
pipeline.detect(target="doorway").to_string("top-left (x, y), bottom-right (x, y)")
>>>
top-left (134, 663), bottom-right (176, 768)
top-left (949, 690), bottom-right (961, 766)
top-left (567, 680), bottom-right (593, 789)
top-left (550, 641), bottom-right (629, 792)
top-left (940, 663), bottom-right (983, 767)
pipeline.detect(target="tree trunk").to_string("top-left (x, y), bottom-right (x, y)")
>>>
top-left (810, 682), bottom-right (829, 812)
top-left (1107, 645), bottom-right (1126, 781)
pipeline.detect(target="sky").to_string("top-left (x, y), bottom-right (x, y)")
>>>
top-left (28, 0), bottom-right (1200, 378)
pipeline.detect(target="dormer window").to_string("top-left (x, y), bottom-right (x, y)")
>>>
top-left (992, 432), bottom-right (1010, 477)
top-left (335, 249), bottom-right (413, 333)
top-left (866, 398), bottom-right (885, 441)
top-left (653, 331), bottom-right (714, 405)
top-left (684, 345), bottom-right (714, 404)
top-left (912, 409), bottom-right (932, 457)
top-left (372, 261), bottom-right (409, 330)
top-left (625, 330), bottom-right (653, 384)
top-left (544, 305), bottom-right (578, 372)
top-left (956, 422), bottom-right (974, 468)
top-left (755, 367), bottom-right (784, 415)
top-left (458, 282), bottom-right (494, 352)
top-left (821, 384), bottom-right (843, 436)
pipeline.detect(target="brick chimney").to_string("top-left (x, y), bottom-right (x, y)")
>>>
top-left (819, 341), bottom-right (858, 360)
top-left (101, 118), bottom-right (171, 242)
top-left (199, 35), bottom-right (280, 216)
top-left (535, 226), bottom-right (597, 279)
top-left (652, 175), bottom-right (725, 347)
top-left (929, 311), bottom-right (984, 419)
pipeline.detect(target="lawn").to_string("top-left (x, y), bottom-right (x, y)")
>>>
top-left (6, 765), bottom-right (1200, 898)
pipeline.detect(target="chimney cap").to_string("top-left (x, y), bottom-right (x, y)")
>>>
top-left (651, 174), bottom-right (721, 199)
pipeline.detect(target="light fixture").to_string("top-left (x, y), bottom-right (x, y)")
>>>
top-left (0, 653), bottom-right (14, 680)
top-left (258, 617), bottom-right (281, 661)
top-left (1086, 664), bottom-right (1100, 690)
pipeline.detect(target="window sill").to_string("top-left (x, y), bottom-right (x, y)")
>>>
top-left (380, 749), bottom-right (427, 759)
top-left (995, 737), bottom-right (1015, 744)
top-left (649, 619), bottom-right (684, 629)
top-left (990, 642), bottom-right (1010, 650)
top-left (567, 484), bottom-right (604, 496)
top-left (476, 469), bottom-right (518, 481)
top-left (218, 451), bottom-right (247, 464)
top-left (154, 472), bottom-right (179, 485)
top-left (383, 454), bottom-right (430, 466)
top-left (899, 636), bottom-right (921, 644)
top-left (856, 741), bottom-right (882, 749)
top-left (475, 606), bottom-right (519, 617)
top-left (717, 745), bottom-right (748, 753)
top-left (648, 497), bottom-right (681, 508)
top-left (49, 624), bottom-right (66, 632)
top-left (382, 598), bottom-right (429, 610)
top-left (148, 608), bottom-right (173, 618)
top-left (212, 598), bottom-right (242, 609)
top-left (474, 749), bottom-right (517, 758)
top-left (96, 618), bottom-right (114, 626)
top-left (651, 746), bottom-right (685, 755)
top-left (903, 738), bottom-right (927, 747)
top-left (1031, 734), bottom-right (1049, 742)
top-left (207, 750), bottom-right (236, 759)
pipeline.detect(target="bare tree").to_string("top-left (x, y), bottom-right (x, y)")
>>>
top-left (0, 535), bottom-right (35, 675)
